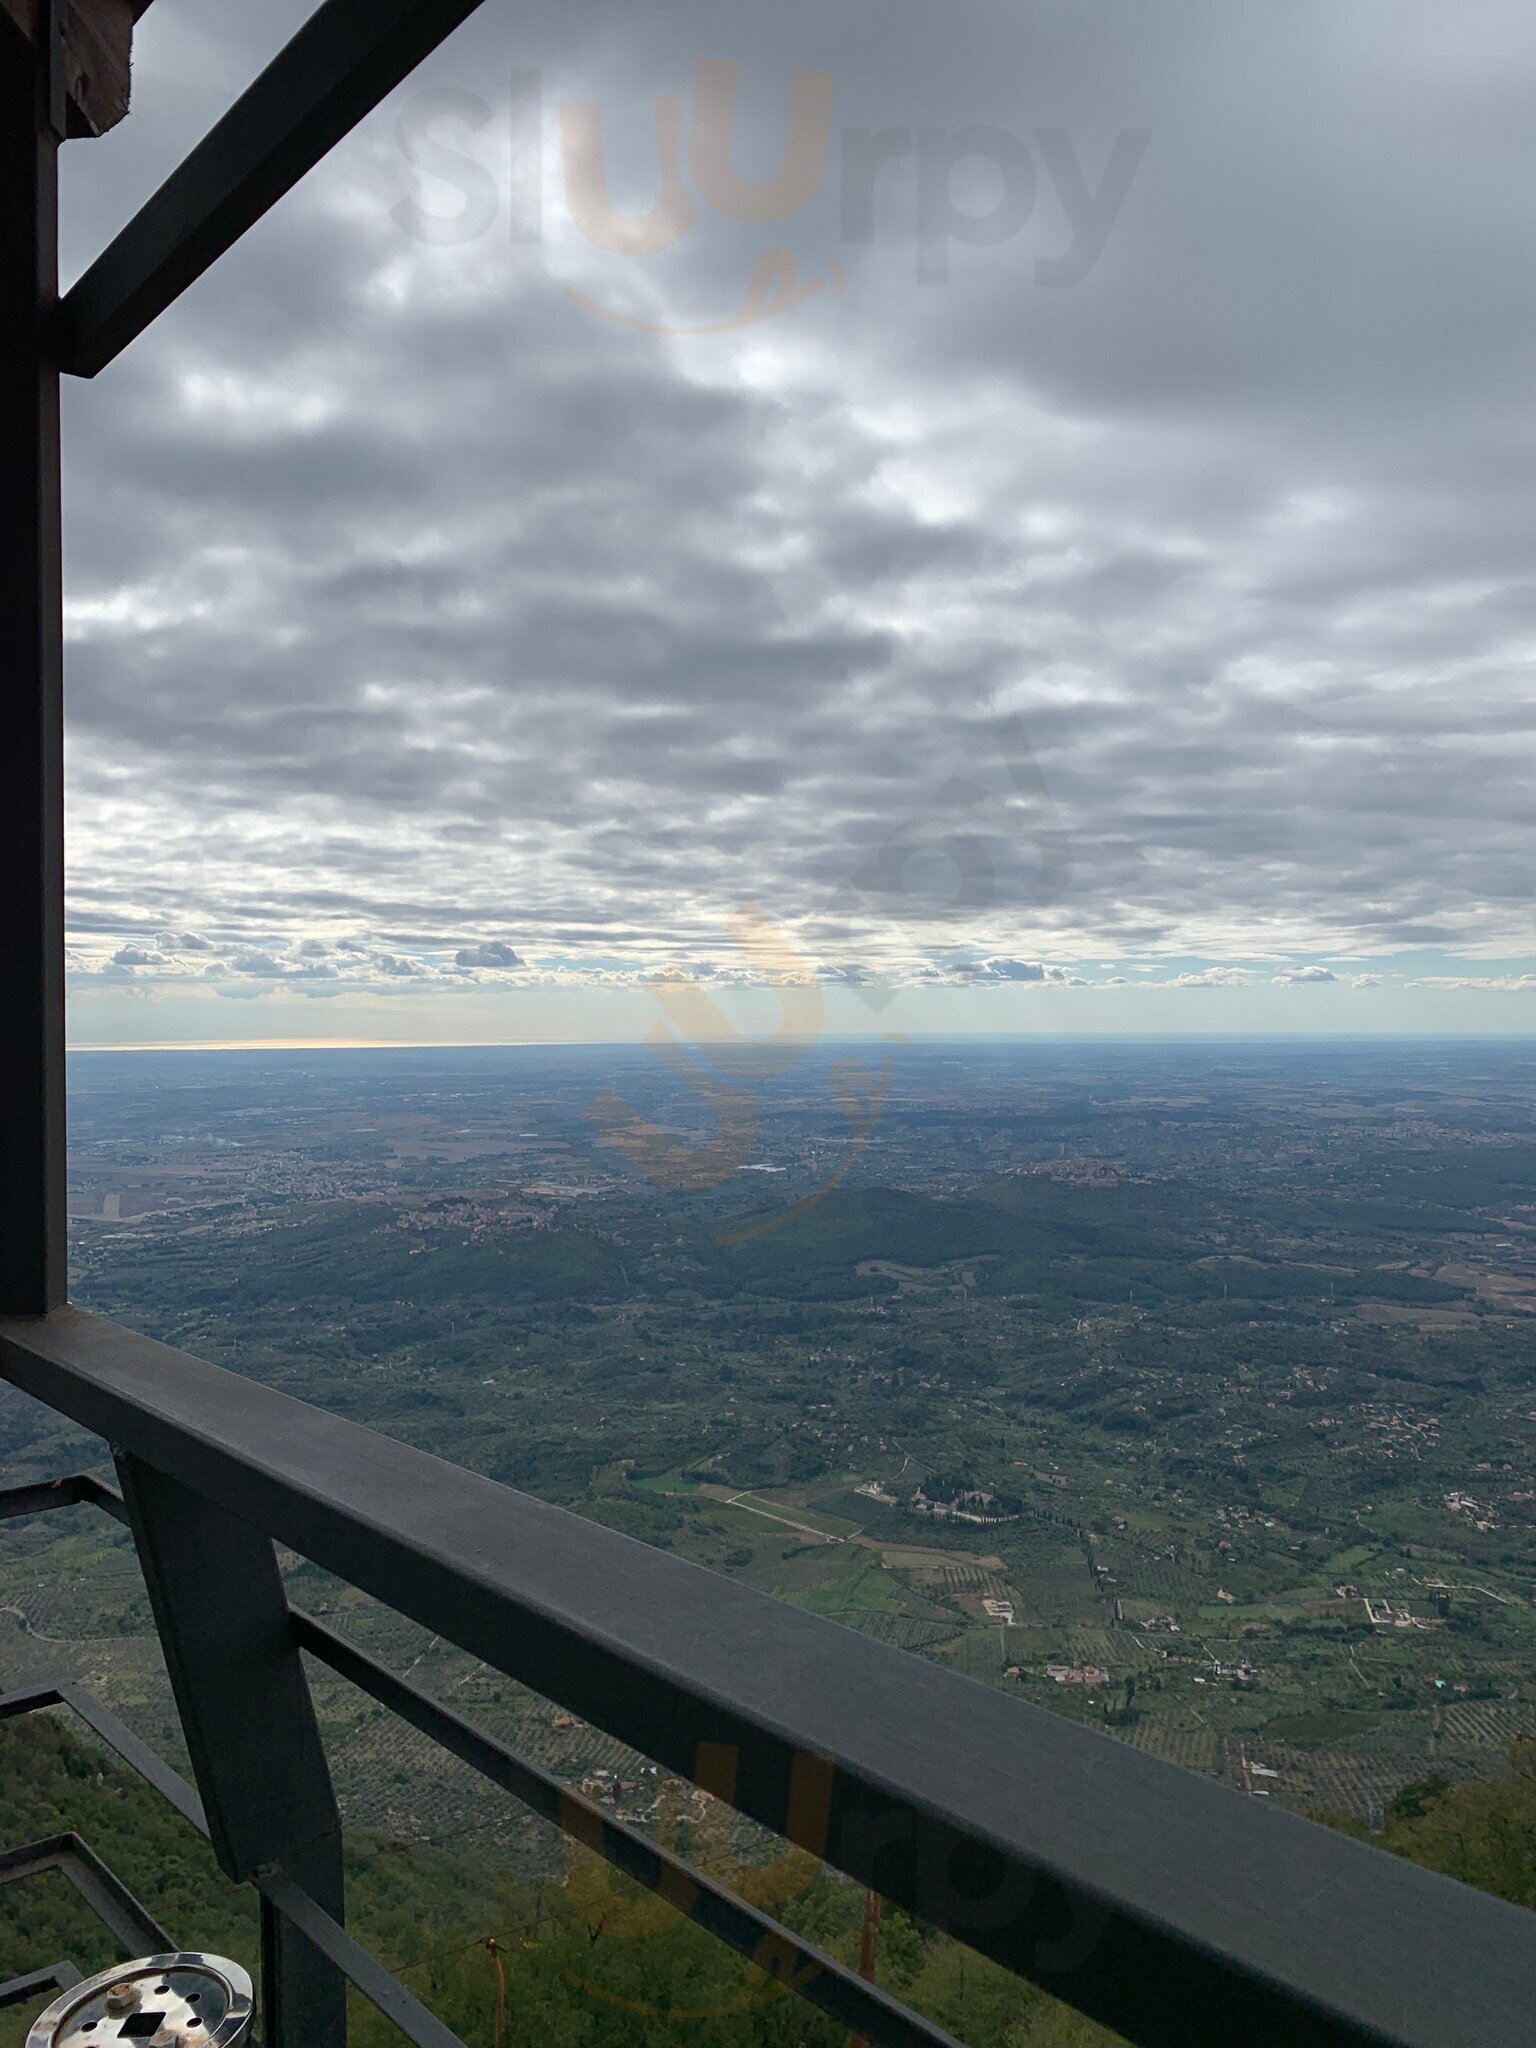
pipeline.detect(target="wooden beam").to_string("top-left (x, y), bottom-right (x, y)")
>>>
top-left (62, 0), bottom-right (135, 137)
top-left (0, 0), bottom-right (140, 137)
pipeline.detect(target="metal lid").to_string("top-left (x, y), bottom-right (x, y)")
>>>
top-left (27, 1956), bottom-right (253, 2048)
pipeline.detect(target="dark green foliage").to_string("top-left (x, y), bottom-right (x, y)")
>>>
top-left (1324, 1741), bottom-right (1536, 1913)
top-left (1263, 1708), bottom-right (1380, 1747)
top-left (36, 1037), bottom-right (1536, 2045)
top-left (0, 1712), bottom-right (258, 1981)
top-left (0, 1718), bottom-right (1125, 2048)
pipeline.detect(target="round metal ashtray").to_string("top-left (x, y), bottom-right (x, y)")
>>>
top-left (27, 1955), bottom-right (253, 2048)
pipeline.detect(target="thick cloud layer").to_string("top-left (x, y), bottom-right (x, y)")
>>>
top-left (57, 1), bottom-right (1536, 1026)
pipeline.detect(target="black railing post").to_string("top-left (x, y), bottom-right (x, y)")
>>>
top-left (0, 4), bottom-right (69, 1318)
top-left (115, 1454), bottom-right (347, 2048)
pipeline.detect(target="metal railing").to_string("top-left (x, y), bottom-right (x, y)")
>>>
top-left (0, 1831), bottom-right (172, 1961)
top-left (0, 1964), bottom-right (86, 2013)
top-left (3, 1308), bottom-right (1534, 2048)
top-left (0, 1519), bottom-right (965, 2048)
top-left (2, 7), bottom-right (1535, 2046)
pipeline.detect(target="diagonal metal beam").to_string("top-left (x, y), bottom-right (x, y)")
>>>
top-left (0, 1679), bottom-right (208, 1835)
top-left (0, 1680), bottom-right (456, 2048)
top-left (114, 1455), bottom-right (345, 2048)
top-left (0, 1472), bottom-right (128, 1525)
top-left (294, 1612), bottom-right (968, 2048)
top-left (253, 1871), bottom-right (467, 2048)
top-left (0, 1485), bottom-right (961, 2048)
top-left (54, 0), bottom-right (491, 377)
top-left (0, 1495), bottom-right (963, 2048)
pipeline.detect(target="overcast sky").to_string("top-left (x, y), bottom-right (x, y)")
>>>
top-left (57, 0), bottom-right (1536, 1046)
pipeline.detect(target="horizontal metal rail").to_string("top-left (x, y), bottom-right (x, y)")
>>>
top-left (256, 1869), bottom-right (466, 2048)
top-left (293, 1612), bottom-right (965, 2048)
top-left (0, 1962), bottom-right (84, 2010)
top-left (3, 1309), bottom-right (1535, 2048)
top-left (54, 0), bottom-right (491, 377)
top-left (0, 1490), bottom-right (963, 2048)
top-left (1, 1678), bottom-right (207, 1833)
top-left (0, 1680), bottom-right (464, 2048)
top-left (0, 1832), bottom-right (174, 1955)
top-left (0, 1470), bottom-right (126, 1525)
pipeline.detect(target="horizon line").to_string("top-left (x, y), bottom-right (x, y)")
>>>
top-left (65, 1029), bottom-right (1536, 1055)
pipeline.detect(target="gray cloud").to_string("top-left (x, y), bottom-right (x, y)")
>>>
top-left (454, 940), bottom-right (524, 969)
top-left (975, 960), bottom-right (1046, 983)
top-left (55, 0), bottom-right (1536, 1005)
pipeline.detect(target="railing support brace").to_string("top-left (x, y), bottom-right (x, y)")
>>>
top-left (115, 1453), bottom-right (346, 2048)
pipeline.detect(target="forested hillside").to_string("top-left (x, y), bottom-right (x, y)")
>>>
top-left (7, 1711), bottom-right (1531, 2047)
top-left (0, 1716), bottom-right (1119, 2048)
